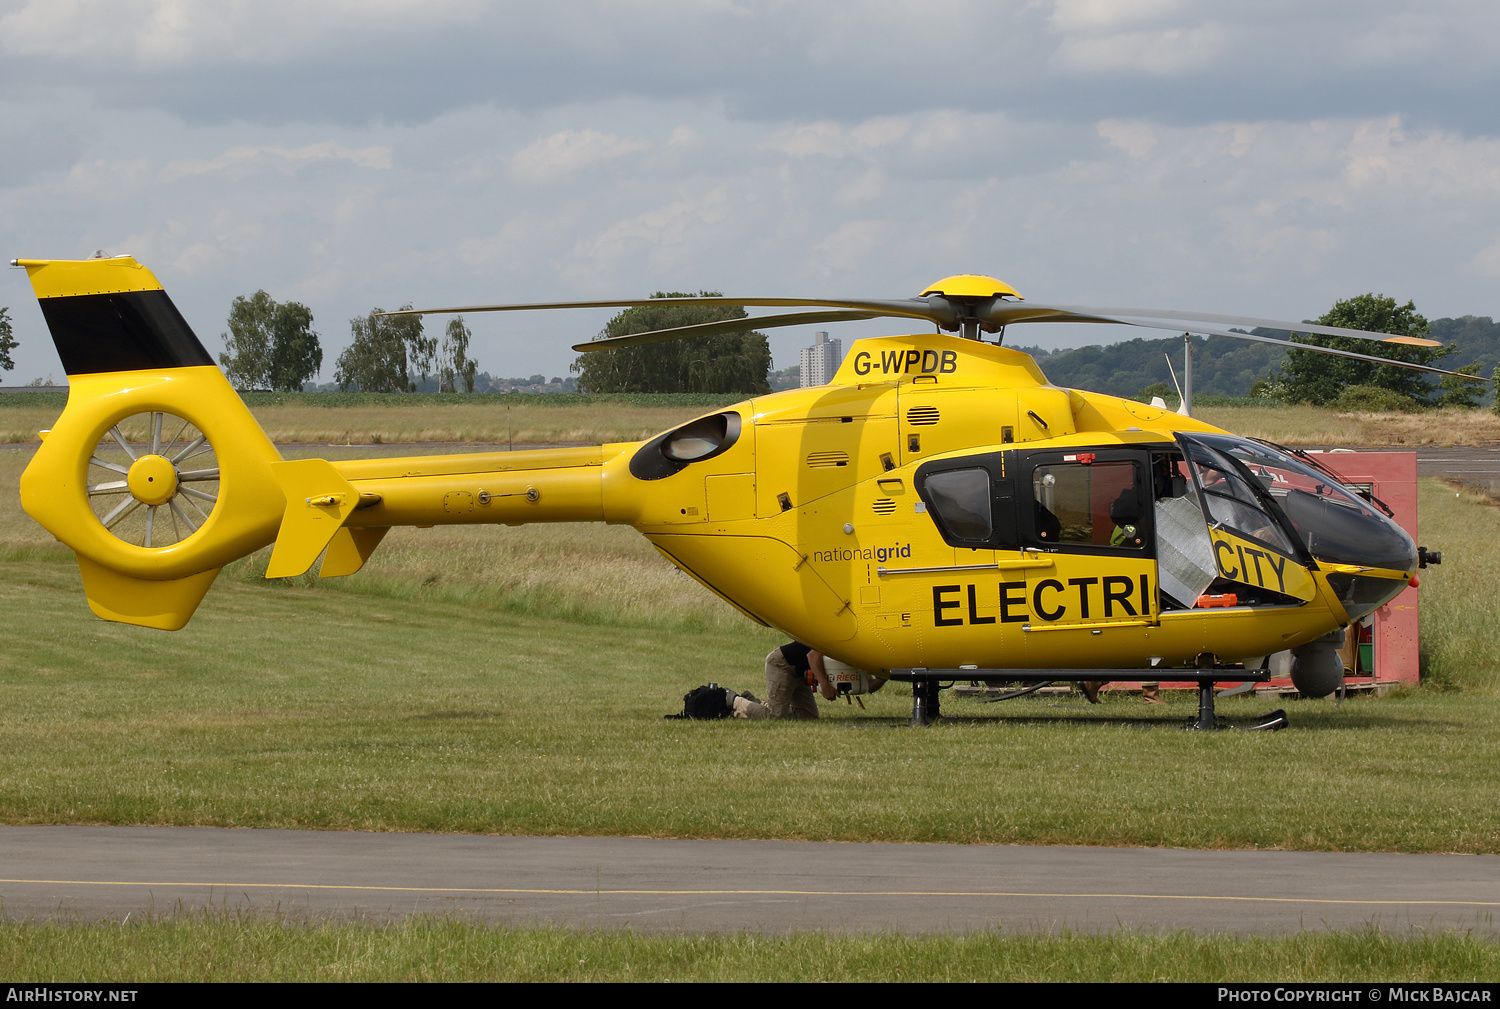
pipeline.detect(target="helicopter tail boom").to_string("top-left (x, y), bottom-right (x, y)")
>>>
top-left (264, 448), bottom-right (609, 578)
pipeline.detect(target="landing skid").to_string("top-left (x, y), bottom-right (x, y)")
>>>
top-left (891, 668), bottom-right (1288, 731)
top-left (1187, 680), bottom-right (1288, 732)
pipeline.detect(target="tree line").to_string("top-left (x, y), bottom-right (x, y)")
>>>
top-left (218, 292), bottom-right (478, 393)
top-left (1032, 293), bottom-right (1495, 410)
top-left (569, 292), bottom-right (770, 395)
top-left (216, 288), bottom-right (769, 395)
top-left (216, 288), bottom-right (771, 396)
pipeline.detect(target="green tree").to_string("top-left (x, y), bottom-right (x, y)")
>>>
top-left (0, 307), bottom-right (16, 375)
top-left (406, 320), bottom-right (438, 392)
top-left (221, 292), bottom-right (274, 389)
top-left (1274, 294), bottom-right (1452, 406)
top-left (570, 293), bottom-right (771, 394)
top-left (335, 308), bottom-right (426, 393)
top-left (440, 316), bottom-right (479, 393)
top-left (220, 291), bottom-right (323, 391)
top-left (1436, 362), bottom-right (1485, 409)
top-left (269, 300), bottom-right (322, 392)
top-left (1023, 333), bottom-right (1286, 398)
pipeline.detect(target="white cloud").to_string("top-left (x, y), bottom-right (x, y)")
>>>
top-left (0, 0), bottom-right (487, 65)
top-left (833, 169), bottom-right (884, 207)
top-left (1052, 23), bottom-right (1225, 75)
top-left (451, 208), bottom-right (581, 276)
top-left (62, 158), bottom-right (154, 195)
top-left (811, 220), bottom-right (896, 276)
top-left (566, 185), bottom-right (734, 285)
top-left (904, 111), bottom-right (1007, 157)
top-left (1097, 120), bottom-right (1157, 161)
top-left (1216, 203), bottom-right (1338, 263)
top-left (1048, 0), bottom-right (1187, 33)
top-left (1469, 236), bottom-right (1500, 278)
top-left (6, 4), bottom-right (1500, 387)
top-left (1341, 117), bottom-right (1500, 201)
top-left (164, 142), bottom-right (392, 180)
top-left (510, 129), bottom-right (651, 184)
top-left (665, 125), bottom-right (704, 149)
top-left (760, 118), bottom-right (910, 160)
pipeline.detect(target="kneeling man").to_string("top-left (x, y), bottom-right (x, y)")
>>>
top-left (732, 642), bottom-right (837, 719)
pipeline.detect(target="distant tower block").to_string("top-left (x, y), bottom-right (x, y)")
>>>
top-left (799, 330), bottom-right (843, 388)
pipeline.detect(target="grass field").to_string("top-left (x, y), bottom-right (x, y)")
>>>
top-left (4, 552), bottom-right (1500, 849)
top-left (1414, 481), bottom-right (1500, 695)
top-left (2, 919), bottom-right (1496, 982)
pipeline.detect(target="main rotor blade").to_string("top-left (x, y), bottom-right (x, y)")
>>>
top-left (991, 303), bottom-right (1472, 378)
top-left (389, 296), bottom-right (940, 322)
top-left (572, 310), bottom-right (885, 353)
top-left (390, 289), bottom-right (1459, 379)
top-left (1019, 304), bottom-right (1443, 347)
top-left (1081, 315), bottom-right (1483, 380)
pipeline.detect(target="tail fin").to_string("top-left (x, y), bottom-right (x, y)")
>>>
top-left (14, 257), bottom-right (285, 629)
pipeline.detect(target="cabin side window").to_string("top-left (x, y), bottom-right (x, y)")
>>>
top-left (922, 468), bottom-right (993, 542)
top-left (1023, 455), bottom-right (1150, 554)
top-left (914, 452), bottom-right (1017, 548)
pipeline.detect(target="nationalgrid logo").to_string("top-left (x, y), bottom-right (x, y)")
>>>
top-left (812, 542), bottom-right (912, 564)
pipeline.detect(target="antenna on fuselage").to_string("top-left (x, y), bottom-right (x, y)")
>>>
top-left (1164, 342), bottom-right (1190, 417)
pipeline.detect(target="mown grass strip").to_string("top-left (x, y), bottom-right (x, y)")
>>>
top-left (1417, 480), bottom-right (1500, 695)
top-left (0, 919), bottom-right (1495, 982)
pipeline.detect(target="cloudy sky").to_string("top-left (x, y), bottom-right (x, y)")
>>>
top-left (3, 0), bottom-right (1499, 385)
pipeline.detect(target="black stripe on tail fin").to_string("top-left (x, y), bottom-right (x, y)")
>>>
top-left (39, 291), bottom-right (215, 375)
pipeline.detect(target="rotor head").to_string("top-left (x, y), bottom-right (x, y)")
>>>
top-left (920, 274), bottom-right (1024, 340)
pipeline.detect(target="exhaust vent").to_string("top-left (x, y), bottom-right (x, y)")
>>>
top-left (806, 451), bottom-right (849, 468)
top-left (905, 406), bottom-right (940, 426)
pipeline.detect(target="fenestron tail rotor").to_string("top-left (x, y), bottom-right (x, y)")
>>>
top-left (87, 412), bottom-right (220, 550)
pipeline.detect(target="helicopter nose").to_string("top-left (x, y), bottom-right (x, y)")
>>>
top-left (1323, 566), bottom-right (1416, 623)
top-left (1283, 489), bottom-right (1418, 575)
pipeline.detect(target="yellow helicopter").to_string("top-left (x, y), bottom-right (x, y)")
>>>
top-left (12, 256), bottom-right (1466, 729)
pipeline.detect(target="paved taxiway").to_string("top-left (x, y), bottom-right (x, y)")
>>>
top-left (1413, 444), bottom-right (1500, 493)
top-left (2, 827), bottom-right (1497, 935)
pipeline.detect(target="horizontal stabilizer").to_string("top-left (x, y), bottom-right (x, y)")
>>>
top-left (267, 459), bottom-right (360, 578)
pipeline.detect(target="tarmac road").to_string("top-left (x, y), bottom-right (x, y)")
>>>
top-left (2, 826), bottom-right (1497, 936)
top-left (1413, 444), bottom-right (1500, 495)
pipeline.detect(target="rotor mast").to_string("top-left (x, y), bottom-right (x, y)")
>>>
top-left (1183, 332), bottom-right (1193, 417)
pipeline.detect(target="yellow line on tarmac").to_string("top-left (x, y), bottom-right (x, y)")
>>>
top-left (2, 879), bottom-right (1498, 908)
